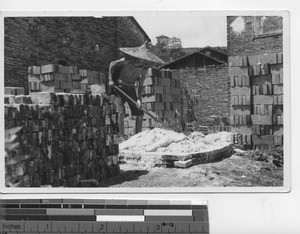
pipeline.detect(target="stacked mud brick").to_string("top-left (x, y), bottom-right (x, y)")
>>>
top-left (229, 52), bottom-right (283, 147)
top-left (28, 64), bottom-right (106, 94)
top-left (4, 92), bottom-right (119, 187)
top-left (5, 87), bottom-right (25, 96)
top-left (123, 68), bottom-right (182, 138)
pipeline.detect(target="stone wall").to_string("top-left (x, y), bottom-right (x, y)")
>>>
top-left (4, 17), bottom-right (146, 93)
top-left (227, 16), bottom-right (283, 56)
top-left (179, 65), bottom-right (230, 121)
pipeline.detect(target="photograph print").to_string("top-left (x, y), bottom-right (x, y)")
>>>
top-left (2, 11), bottom-right (288, 191)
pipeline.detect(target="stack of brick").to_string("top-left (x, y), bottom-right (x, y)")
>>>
top-left (80, 69), bottom-right (106, 94)
top-left (28, 64), bottom-right (106, 94)
top-left (229, 52), bottom-right (283, 147)
top-left (4, 92), bottom-right (119, 187)
top-left (5, 87), bottom-right (25, 96)
top-left (123, 68), bottom-right (183, 138)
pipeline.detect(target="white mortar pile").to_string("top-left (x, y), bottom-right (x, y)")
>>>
top-left (120, 128), bottom-right (232, 154)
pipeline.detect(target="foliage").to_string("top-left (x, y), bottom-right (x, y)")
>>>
top-left (5, 127), bottom-right (31, 187)
top-left (267, 146), bottom-right (283, 167)
top-left (244, 146), bottom-right (283, 167)
top-left (182, 85), bottom-right (198, 123)
top-left (149, 39), bottom-right (186, 64)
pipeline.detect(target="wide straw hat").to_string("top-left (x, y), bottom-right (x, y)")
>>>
top-left (119, 41), bottom-right (165, 64)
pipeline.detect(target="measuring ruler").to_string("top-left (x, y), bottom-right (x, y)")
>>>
top-left (0, 199), bottom-right (209, 233)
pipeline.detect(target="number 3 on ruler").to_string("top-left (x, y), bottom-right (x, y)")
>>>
top-left (156, 225), bottom-right (160, 231)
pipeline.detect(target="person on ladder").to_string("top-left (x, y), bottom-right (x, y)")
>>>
top-left (108, 41), bottom-right (164, 141)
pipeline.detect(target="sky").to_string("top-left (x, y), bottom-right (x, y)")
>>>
top-left (133, 12), bottom-right (227, 48)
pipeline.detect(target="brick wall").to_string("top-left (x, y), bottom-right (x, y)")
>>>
top-left (4, 17), bottom-right (146, 93)
top-left (227, 16), bottom-right (283, 56)
top-left (179, 65), bottom-right (230, 121)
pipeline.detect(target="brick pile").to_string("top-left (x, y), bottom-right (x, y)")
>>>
top-left (123, 68), bottom-right (183, 138)
top-left (5, 87), bottom-right (25, 96)
top-left (229, 52), bottom-right (283, 147)
top-left (4, 91), bottom-right (120, 187)
top-left (28, 64), bottom-right (106, 94)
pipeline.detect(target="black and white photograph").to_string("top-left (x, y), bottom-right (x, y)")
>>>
top-left (2, 11), bottom-right (289, 192)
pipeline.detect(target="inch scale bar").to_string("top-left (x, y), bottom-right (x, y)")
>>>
top-left (0, 221), bottom-right (209, 233)
top-left (0, 199), bottom-right (209, 233)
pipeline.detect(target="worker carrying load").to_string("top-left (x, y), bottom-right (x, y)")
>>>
top-left (108, 41), bottom-right (164, 141)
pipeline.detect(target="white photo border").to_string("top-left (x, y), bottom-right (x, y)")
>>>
top-left (0, 10), bottom-right (291, 194)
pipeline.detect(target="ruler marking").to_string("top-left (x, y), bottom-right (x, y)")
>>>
top-left (0, 200), bottom-right (208, 233)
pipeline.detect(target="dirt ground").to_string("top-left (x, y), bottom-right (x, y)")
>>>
top-left (101, 154), bottom-right (283, 187)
